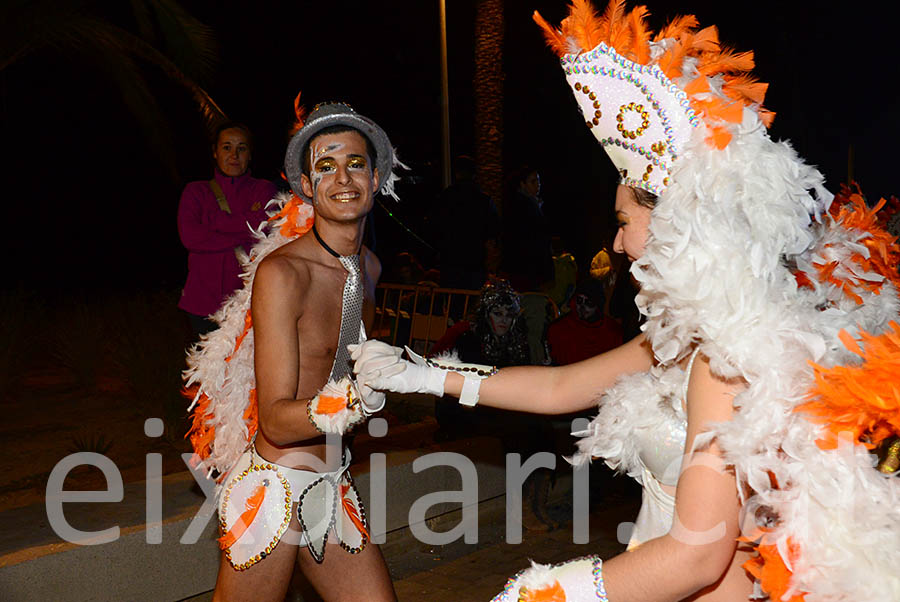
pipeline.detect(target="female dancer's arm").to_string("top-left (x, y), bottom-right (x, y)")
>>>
top-left (444, 332), bottom-right (653, 414)
top-left (597, 353), bottom-right (749, 600)
top-left (352, 332), bottom-right (653, 415)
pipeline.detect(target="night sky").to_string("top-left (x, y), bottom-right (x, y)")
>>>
top-left (3, 1), bottom-right (896, 294)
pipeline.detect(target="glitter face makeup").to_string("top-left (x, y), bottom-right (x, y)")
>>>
top-left (488, 305), bottom-right (516, 337)
top-left (310, 142), bottom-right (344, 192)
top-left (301, 131), bottom-right (378, 222)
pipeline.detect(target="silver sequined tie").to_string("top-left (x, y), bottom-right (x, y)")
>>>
top-left (330, 254), bottom-right (362, 381)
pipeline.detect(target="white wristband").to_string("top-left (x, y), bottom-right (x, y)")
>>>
top-left (492, 555), bottom-right (607, 602)
top-left (459, 376), bottom-right (482, 406)
top-left (423, 365), bottom-right (447, 397)
top-left (306, 376), bottom-right (366, 434)
top-left (360, 390), bottom-right (386, 415)
top-left (404, 346), bottom-right (495, 404)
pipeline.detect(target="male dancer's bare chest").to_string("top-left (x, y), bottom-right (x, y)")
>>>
top-left (292, 264), bottom-right (374, 398)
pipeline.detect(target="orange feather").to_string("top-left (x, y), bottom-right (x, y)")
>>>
top-left (570, 0), bottom-right (605, 51)
top-left (690, 25), bottom-right (720, 53)
top-left (316, 394), bottom-right (349, 415)
top-left (627, 5), bottom-right (652, 64)
top-left (340, 483), bottom-right (369, 541)
top-left (684, 75), bottom-right (711, 96)
top-left (658, 39), bottom-right (688, 79)
top-left (655, 14), bottom-right (698, 42)
top-left (798, 322), bottom-right (900, 450)
top-left (706, 126), bottom-right (733, 150)
top-left (226, 310), bottom-right (253, 361)
top-left (744, 540), bottom-right (807, 602)
top-left (243, 388), bottom-right (258, 439)
top-left (218, 484), bottom-right (267, 550)
top-left (289, 91), bottom-right (307, 136)
top-left (698, 48), bottom-right (755, 76)
top-left (600, 0), bottom-right (630, 50)
top-left (695, 97), bottom-right (744, 123)
top-left (519, 581), bottom-right (567, 602)
top-left (185, 387), bottom-right (215, 460)
top-left (722, 75), bottom-right (768, 104)
top-left (533, 11), bottom-right (570, 57)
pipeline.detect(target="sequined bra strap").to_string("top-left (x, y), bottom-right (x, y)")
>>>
top-left (681, 347), bottom-right (702, 405)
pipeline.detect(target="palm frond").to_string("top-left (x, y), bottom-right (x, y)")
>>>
top-left (0, 0), bottom-right (225, 182)
top-left (141, 0), bottom-right (218, 81)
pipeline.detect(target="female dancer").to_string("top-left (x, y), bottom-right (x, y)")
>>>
top-left (353, 2), bottom-right (900, 600)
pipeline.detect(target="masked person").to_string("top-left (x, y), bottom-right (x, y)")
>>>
top-left (185, 103), bottom-right (402, 601)
top-left (353, 3), bottom-right (900, 600)
top-left (431, 279), bottom-right (557, 530)
top-left (431, 279), bottom-right (530, 365)
top-left (178, 123), bottom-right (277, 336)
top-left (430, 279), bottom-right (530, 440)
top-left (547, 277), bottom-right (623, 366)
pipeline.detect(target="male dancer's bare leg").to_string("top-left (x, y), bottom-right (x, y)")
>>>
top-left (297, 536), bottom-right (396, 601)
top-left (212, 508), bottom-right (302, 602)
top-left (213, 504), bottom-right (395, 601)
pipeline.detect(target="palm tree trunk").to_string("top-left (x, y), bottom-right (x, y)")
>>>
top-left (473, 0), bottom-right (504, 207)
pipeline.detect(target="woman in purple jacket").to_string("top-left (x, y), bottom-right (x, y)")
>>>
top-left (177, 123), bottom-right (278, 335)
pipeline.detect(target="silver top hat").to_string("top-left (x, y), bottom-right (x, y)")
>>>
top-left (284, 102), bottom-right (394, 204)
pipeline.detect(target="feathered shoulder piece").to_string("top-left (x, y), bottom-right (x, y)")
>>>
top-left (795, 184), bottom-right (900, 307)
top-left (183, 193), bottom-right (315, 479)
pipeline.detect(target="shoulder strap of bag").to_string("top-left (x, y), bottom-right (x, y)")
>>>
top-left (208, 179), bottom-right (232, 214)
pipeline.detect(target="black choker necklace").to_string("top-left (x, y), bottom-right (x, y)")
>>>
top-left (312, 226), bottom-right (359, 258)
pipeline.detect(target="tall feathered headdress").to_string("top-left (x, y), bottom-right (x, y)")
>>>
top-left (534, 0), bottom-right (772, 195)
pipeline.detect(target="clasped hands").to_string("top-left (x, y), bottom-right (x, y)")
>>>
top-left (348, 340), bottom-right (447, 398)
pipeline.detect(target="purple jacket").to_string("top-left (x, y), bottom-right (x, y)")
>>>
top-left (177, 170), bottom-right (277, 317)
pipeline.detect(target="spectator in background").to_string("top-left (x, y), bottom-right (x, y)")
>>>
top-left (429, 279), bottom-right (555, 530)
top-left (429, 278), bottom-right (530, 364)
top-left (429, 155), bottom-right (500, 291)
top-left (547, 277), bottom-right (623, 366)
top-left (429, 279), bottom-right (530, 438)
top-left (546, 236), bottom-right (578, 312)
top-left (177, 122), bottom-right (276, 336)
top-left (589, 248), bottom-right (616, 316)
top-left (501, 165), bottom-right (554, 293)
top-left (385, 251), bottom-right (424, 285)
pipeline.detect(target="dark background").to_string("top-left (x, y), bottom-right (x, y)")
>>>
top-left (3, 1), bottom-right (896, 294)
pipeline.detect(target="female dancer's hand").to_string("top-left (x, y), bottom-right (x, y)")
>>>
top-left (349, 340), bottom-right (447, 396)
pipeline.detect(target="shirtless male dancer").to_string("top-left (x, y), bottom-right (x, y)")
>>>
top-left (212, 103), bottom-right (396, 601)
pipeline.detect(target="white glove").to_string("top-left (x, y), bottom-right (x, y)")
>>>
top-left (358, 382), bottom-right (386, 414)
top-left (349, 340), bottom-right (447, 396)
